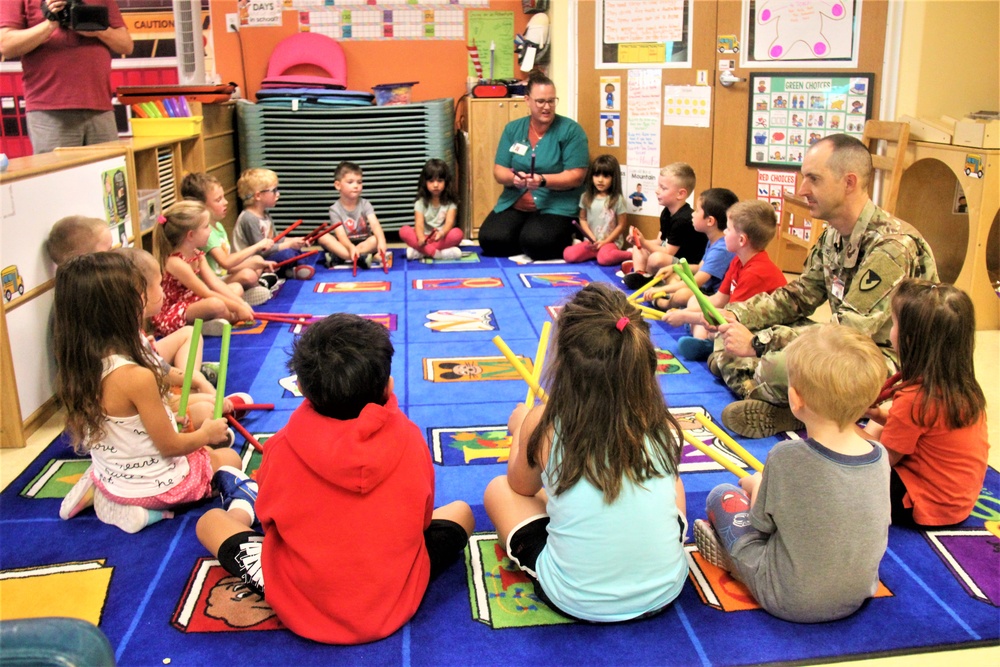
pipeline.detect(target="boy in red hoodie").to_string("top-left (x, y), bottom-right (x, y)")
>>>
top-left (195, 313), bottom-right (474, 644)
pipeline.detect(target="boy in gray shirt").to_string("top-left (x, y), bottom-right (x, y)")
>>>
top-left (695, 323), bottom-right (890, 623)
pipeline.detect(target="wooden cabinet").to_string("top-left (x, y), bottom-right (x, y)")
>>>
top-left (460, 98), bottom-right (529, 238)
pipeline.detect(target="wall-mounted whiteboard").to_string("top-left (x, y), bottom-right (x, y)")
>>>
top-left (1, 153), bottom-right (129, 422)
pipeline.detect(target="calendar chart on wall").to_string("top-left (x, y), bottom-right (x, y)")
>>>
top-left (291, 1), bottom-right (489, 40)
top-left (745, 72), bottom-right (873, 168)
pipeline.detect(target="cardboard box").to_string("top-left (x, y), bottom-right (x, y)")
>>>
top-left (953, 119), bottom-right (999, 149)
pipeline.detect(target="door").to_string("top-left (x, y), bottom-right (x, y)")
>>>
top-left (577, 1), bottom-right (718, 238)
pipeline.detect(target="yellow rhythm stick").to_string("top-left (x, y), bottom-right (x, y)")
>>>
top-left (637, 304), bottom-right (666, 320)
top-left (682, 431), bottom-right (749, 478)
top-left (525, 321), bottom-right (551, 407)
top-left (626, 273), bottom-right (663, 302)
top-left (695, 413), bottom-right (764, 472)
top-left (492, 335), bottom-right (548, 404)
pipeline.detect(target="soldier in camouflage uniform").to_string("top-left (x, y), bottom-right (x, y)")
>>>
top-left (713, 134), bottom-right (938, 438)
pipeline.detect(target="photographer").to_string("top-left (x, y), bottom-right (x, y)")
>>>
top-left (1, 0), bottom-right (132, 154)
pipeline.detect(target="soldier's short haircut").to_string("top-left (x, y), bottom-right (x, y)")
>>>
top-left (818, 134), bottom-right (872, 190)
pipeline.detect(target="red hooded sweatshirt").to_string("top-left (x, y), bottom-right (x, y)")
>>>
top-left (255, 395), bottom-right (434, 644)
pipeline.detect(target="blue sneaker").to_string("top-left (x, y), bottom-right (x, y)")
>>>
top-left (677, 336), bottom-right (715, 361)
top-left (212, 466), bottom-right (259, 525)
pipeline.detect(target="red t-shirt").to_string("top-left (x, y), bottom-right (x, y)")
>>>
top-left (881, 385), bottom-right (989, 526)
top-left (718, 250), bottom-right (787, 303)
top-left (0, 0), bottom-right (125, 112)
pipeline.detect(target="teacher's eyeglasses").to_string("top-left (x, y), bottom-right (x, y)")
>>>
top-left (530, 97), bottom-right (559, 108)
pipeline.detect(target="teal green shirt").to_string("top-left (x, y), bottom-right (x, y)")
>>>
top-left (493, 114), bottom-right (590, 218)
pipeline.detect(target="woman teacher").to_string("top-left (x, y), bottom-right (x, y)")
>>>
top-left (478, 71), bottom-right (589, 260)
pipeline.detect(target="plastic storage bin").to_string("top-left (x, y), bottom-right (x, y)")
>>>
top-left (130, 116), bottom-right (203, 138)
top-left (372, 82), bottom-right (417, 106)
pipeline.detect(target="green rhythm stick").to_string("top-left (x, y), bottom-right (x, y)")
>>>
top-left (677, 259), bottom-right (726, 326)
top-left (213, 322), bottom-right (232, 419)
top-left (176, 318), bottom-right (203, 429)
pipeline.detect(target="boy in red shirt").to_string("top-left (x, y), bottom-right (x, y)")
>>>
top-left (664, 200), bottom-right (786, 360)
top-left (195, 314), bottom-right (474, 644)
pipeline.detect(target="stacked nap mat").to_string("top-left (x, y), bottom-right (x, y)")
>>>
top-left (236, 98), bottom-right (456, 234)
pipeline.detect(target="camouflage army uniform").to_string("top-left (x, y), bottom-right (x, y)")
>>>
top-left (713, 200), bottom-right (938, 405)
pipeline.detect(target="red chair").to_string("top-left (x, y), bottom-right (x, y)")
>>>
top-left (261, 33), bottom-right (347, 89)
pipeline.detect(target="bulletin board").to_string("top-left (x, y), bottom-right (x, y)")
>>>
top-left (745, 72), bottom-right (873, 168)
top-left (595, 0), bottom-right (692, 69)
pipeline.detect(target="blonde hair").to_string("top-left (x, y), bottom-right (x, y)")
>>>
top-left (728, 200), bottom-right (778, 250)
top-left (785, 323), bottom-right (885, 428)
top-left (659, 162), bottom-right (696, 196)
top-left (113, 246), bottom-right (159, 282)
top-left (237, 168), bottom-right (278, 205)
top-left (45, 216), bottom-right (107, 266)
top-left (152, 200), bottom-right (209, 269)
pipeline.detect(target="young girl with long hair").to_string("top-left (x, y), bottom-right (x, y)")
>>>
top-left (865, 279), bottom-right (989, 527)
top-left (399, 158), bottom-right (464, 261)
top-left (54, 253), bottom-right (241, 533)
top-left (484, 282), bottom-right (689, 622)
top-left (563, 154), bottom-right (631, 266)
top-left (151, 200), bottom-right (254, 337)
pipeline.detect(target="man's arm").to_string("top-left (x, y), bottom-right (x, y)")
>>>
top-left (0, 7), bottom-right (60, 59)
top-left (728, 232), bottom-right (829, 330)
top-left (80, 25), bottom-right (132, 56)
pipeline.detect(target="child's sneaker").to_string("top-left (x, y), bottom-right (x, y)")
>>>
top-left (405, 247), bottom-right (422, 261)
top-left (357, 253), bottom-right (372, 270)
top-left (694, 519), bottom-right (736, 576)
top-left (258, 272), bottom-right (280, 291)
top-left (677, 336), bottom-right (715, 361)
top-left (321, 252), bottom-right (342, 268)
top-left (94, 491), bottom-right (171, 534)
top-left (226, 392), bottom-right (254, 419)
top-left (623, 271), bottom-right (652, 291)
top-left (243, 285), bottom-right (271, 306)
top-left (621, 260), bottom-right (634, 274)
top-left (212, 466), bottom-right (259, 524)
top-left (201, 362), bottom-right (219, 387)
top-left (201, 319), bottom-right (231, 337)
top-left (434, 247), bottom-right (463, 261)
top-left (59, 466), bottom-right (95, 520)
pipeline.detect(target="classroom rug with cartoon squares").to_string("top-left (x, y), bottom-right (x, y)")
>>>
top-left (1, 245), bottom-right (998, 666)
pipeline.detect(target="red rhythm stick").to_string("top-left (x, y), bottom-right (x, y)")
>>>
top-left (257, 312), bottom-right (311, 318)
top-left (380, 249), bottom-right (390, 274)
top-left (352, 254), bottom-right (358, 277)
top-left (303, 221), bottom-right (343, 243)
top-left (272, 249), bottom-right (319, 269)
top-left (233, 403), bottom-right (274, 411)
top-left (273, 219), bottom-right (302, 242)
top-left (255, 313), bottom-right (312, 324)
top-left (227, 414), bottom-right (263, 452)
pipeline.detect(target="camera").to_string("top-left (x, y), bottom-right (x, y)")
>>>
top-left (42, 0), bottom-right (110, 31)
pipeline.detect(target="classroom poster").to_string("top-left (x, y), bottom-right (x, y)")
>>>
top-left (626, 69), bottom-right (662, 168)
top-left (600, 76), bottom-right (621, 111)
top-left (239, 0), bottom-right (281, 28)
top-left (101, 167), bottom-right (130, 248)
top-left (756, 169), bottom-right (797, 223)
top-left (467, 12), bottom-right (515, 79)
top-left (741, 0), bottom-right (861, 67)
top-left (595, 0), bottom-right (691, 68)
top-left (663, 85), bottom-right (711, 128)
top-left (746, 72), bottom-right (873, 168)
top-left (600, 113), bottom-right (621, 147)
top-left (625, 165), bottom-right (662, 217)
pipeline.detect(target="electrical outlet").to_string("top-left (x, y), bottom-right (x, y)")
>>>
top-left (226, 13), bottom-right (239, 32)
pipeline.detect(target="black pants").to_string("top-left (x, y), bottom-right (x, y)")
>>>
top-left (478, 207), bottom-right (576, 260)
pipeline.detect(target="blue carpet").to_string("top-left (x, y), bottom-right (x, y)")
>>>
top-left (2, 246), bottom-right (997, 665)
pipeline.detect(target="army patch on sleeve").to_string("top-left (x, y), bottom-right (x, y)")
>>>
top-left (859, 269), bottom-right (882, 291)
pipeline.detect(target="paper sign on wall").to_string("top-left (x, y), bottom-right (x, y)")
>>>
top-left (663, 85), bottom-right (711, 128)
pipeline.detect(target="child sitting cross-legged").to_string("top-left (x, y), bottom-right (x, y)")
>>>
top-left (195, 313), bottom-right (474, 644)
top-left (664, 200), bottom-right (786, 361)
top-left (695, 323), bottom-right (890, 623)
top-left (641, 188), bottom-right (739, 310)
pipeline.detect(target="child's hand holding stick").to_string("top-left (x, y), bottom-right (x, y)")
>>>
top-left (676, 259), bottom-right (726, 326)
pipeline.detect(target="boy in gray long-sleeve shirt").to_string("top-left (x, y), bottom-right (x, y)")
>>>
top-left (695, 323), bottom-right (890, 623)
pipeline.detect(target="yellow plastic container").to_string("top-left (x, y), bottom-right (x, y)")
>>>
top-left (130, 116), bottom-right (203, 138)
